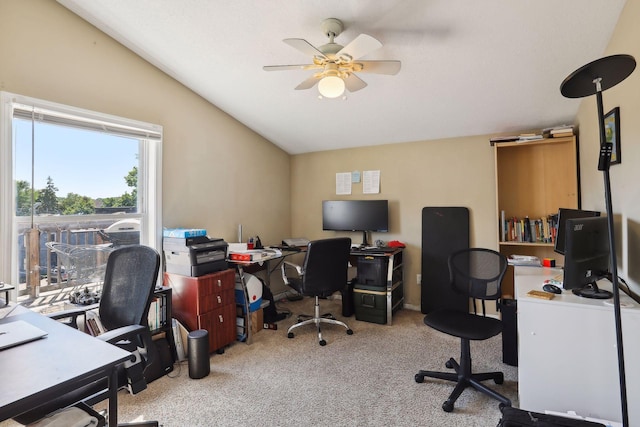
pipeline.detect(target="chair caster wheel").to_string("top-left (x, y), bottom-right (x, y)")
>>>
top-left (319, 339), bottom-right (326, 346)
top-left (287, 332), bottom-right (294, 339)
top-left (346, 329), bottom-right (353, 335)
top-left (499, 402), bottom-right (510, 411)
top-left (494, 373), bottom-right (504, 384)
top-left (414, 374), bottom-right (425, 383)
top-left (445, 360), bottom-right (453, 369)
top-left (442, 400), bottom-right (454, 412)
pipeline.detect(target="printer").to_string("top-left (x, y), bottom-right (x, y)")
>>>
top-left (163, 235), bottom-right (228, 277)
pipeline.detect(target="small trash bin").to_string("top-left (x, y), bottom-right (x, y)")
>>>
top-left (187, 329), bottom-right (210, 379)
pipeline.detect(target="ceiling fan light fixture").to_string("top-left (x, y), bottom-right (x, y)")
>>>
top-left (318, 75), bottom-right (345, 98)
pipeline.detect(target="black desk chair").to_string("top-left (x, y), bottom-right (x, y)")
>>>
top-left (415, 248), bottom-right (511, 412)
top-left (14, 245), bottom-right (161, 426)
top-left (281, 237), bottom-right (353, 346)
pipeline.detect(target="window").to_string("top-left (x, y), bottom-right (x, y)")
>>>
top-left (0, 92), bottom-right (162, 302)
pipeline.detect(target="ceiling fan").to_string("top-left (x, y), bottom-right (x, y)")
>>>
top-left (263, 18), bottom-right (401, 99)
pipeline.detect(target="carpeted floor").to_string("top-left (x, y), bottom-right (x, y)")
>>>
top-left (2, 297), bottom-right (518, 426)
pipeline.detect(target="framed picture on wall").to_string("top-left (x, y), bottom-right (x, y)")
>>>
top-left (604, 106), bottom-right (621, 165)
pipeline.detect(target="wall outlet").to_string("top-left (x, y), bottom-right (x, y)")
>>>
top-left (417, 274), bottom-right (422, 285)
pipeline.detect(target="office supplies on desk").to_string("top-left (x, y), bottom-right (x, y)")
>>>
top-left (282, 237), bottom-right (309, 247)
top-left (508, 255), bottom-right (542, 266)
top-left (528, 289), bottom-right (555, 300)
top-left (0, 319), bottom-right (47, 350)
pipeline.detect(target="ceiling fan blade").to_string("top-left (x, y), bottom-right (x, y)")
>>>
top-left (263, 64), bottom-right (322, 72)
top-left (355, 60), bottom-right (401, 75)
top-left (294, 75), bottom-right (320, 90)
top-left (336, 34), bottom-right (382, 60)
top-left (344, 73), bottom-right (367, 92)
top-left (283, 38), bottom-right (326, 58)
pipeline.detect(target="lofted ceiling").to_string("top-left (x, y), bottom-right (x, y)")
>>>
top-left (57, 0), bottom-right (626, 155)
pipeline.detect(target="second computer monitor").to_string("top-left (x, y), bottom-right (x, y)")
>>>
top-left (563, 216), bottom-right (611, 299)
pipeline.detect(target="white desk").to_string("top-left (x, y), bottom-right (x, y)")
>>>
top-left (514, 266), bottom-right (640, 424)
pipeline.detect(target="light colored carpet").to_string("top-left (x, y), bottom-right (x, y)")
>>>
top-left (2, 298), bottom-right (518, 426)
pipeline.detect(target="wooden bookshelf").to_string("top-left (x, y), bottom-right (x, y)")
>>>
top-left (494, 136), bottom-right (579, 296)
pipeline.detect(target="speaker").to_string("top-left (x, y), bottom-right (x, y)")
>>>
top-left (341, 279), bottom-right (355, 317)
top-left (421, 207), bottom-right (469, 314)
top-left (187, 329), bottom-right (210, 379)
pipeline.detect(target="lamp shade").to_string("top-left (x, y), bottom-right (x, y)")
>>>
top-left (318, 75), bottom-right (345, 98)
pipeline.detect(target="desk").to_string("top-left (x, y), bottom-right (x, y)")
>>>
top-left (514, 266), bottom-right (640, 424)
top-left (227, 249), bottom-right (295, 344)
top-left (0, 284), bottom-right (15, 306)
top-left (0, 305), bottom-right (131, 427)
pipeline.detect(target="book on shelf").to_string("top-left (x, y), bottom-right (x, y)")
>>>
top-left (147, 295), bottom-right (165, 331)
top-left (490, 135), bottom-right (520, 146)
top-left (85, 309), bottom-right (105, 336)
top-left (550, 126), bottom-right (574, 135)
top-left (542, 125), bottom-right (574, 138)
top-left (551, 131), bottom-right (574, 138)
top-left (499, 211), bottom-right (557, 244)
top-left (517, 134), bottom-right (543, 142)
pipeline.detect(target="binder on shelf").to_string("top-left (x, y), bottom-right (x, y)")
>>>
top-left (171, 318), bottom-right (186, 361)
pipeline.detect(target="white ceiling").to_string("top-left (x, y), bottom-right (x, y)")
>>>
top-left (58, 0), bottom-right (626, 155)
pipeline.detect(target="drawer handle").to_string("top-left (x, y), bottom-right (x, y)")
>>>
top-left (219, 314), bottom-right (224, 323)
top-left (217, 279), bottom-right (222, 287)
top-left (217, 295), bottom-right (222, 304)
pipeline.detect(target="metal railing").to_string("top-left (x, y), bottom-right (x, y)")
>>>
top-left (16, 219), bottom-right (140, 309)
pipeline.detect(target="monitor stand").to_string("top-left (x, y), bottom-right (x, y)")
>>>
top-left (360, 231), bottom-right (369, 247)
top-left (572, 281), bottom-right (613, 299)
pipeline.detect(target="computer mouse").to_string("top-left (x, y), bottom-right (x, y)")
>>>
top-left (542, 283), bottom-right (562, 294)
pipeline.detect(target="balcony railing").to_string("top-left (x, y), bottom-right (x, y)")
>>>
top-left (16, 219), bottom-right (140, 311)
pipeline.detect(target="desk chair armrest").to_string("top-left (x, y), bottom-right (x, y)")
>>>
top-left (98, 324), bottom-right (147, 345)
top-left (99, 324), bottom-right (155, 364)
top-left (98, 324), bottom-right (156, 385)
top-left (47, 308), bottom-right (87, 329)
top-left (281, 261), bottom-right (304, 285)
top-left (98, 325), bottom-right (155, 363)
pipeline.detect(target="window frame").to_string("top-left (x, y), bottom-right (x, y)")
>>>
top-left (0, 92), bottom-right (163, 294)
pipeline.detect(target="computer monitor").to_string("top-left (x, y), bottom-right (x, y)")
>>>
top-left (563, 216), bottom-right (612, 299)
top-left (554, 208), bottom-right (601, 255)
top-left (322, 200), bottom-right (389, 246)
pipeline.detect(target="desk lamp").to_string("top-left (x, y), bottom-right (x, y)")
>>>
top-left (560, 54), bottom-right (636, 427)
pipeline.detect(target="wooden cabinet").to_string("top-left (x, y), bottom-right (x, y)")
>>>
top-left (494, 136), bottom-right (579, 296)
top-left (164, 269), bottom-right (236, 354)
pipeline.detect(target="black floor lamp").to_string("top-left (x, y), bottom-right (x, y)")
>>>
top-left (560, 54), bottom-right (636, 427)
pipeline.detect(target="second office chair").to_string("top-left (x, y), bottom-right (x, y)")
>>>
top-left (281, 237), bottom-right (353, 346)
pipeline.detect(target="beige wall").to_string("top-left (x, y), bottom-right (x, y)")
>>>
top-left (0, 1), bottom-right (291, 251)
top-left (291, 136), bottom-right (498, 309)
top-left (575, 0), bottom-right (640, 296)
